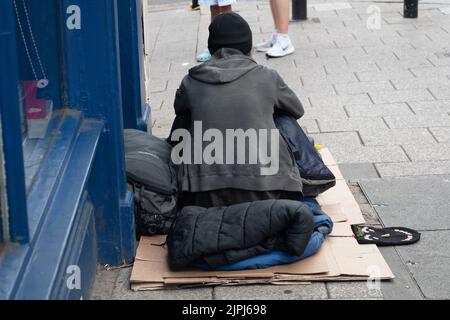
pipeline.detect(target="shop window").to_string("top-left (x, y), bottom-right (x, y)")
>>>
top-left (13, 0), bottom-right (65, 190)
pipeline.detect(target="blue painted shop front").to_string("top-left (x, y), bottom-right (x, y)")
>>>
top-left (0, 0), bottom-right (148, 299)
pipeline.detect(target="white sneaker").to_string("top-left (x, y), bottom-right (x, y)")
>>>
top-left (266, 39), bottom-right (295, 58)
top-left (254, 34), bottom-right (277, 52)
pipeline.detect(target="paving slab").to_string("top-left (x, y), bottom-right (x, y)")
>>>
top-left (375, 161), bottom-right (450, 177)
top-left (378, 247), bottom-right (424, 300)
top-left (403, 143), bottom-right (450, 161)
top-left (429, 127), bottom-right (450, 143)
top-left (395, 230), bottom-right (450, 299)
top-left (358, 127), bottom-right (437, 146)
top-left (300, 72), bottom-right (359, 86)
top-left (377, 58), bottom-right (434, 72)
top-left (390, 78), bottom-right (450, 90)
top-left (324, 61), bottom-right (379, 74)
top-left (326, 281), bottom-right (382, 300)
top-left (383, 114), bottom-right (450, 129)
top-left (311, 132), bottom-right (362, 149)
top-left (214, 283), bottom-right (328, 300)
top-left (339, 163), bottom-right (380, 181)
top-left (324, 144), bottom-right (409, 164)
top-left (429, 86), bottom-right (450, 100)
top-left (368, 89), bottom-right (435, 104)
top-left (410, 66), bottom-right (450, 79)
top-left (360, 175), bottom-right (450, 231)
top-left (345, 103), bottom-right (413, 118)
top-left (309, 94), bottom-right (373, 109)
top-left (298, 85), bottom-right (337, 99)
top-left (318, 117), bottom-right (388, 132)
top-left (361, 176), bottom-right (450, 300)
top-left (356, 70), bottom-right (416, 82)
top-left (302, 105), bottom-right (348, 120)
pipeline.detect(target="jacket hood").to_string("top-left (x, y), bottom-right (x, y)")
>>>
top-left (189, 48), bottom-right (259, 84)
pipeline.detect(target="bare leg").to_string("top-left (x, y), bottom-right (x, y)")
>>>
top-left (269, 0), bottom-right (279, 32)
top-left (256, 0), bottom-right (294, 56)
top-left (272, 0), bottom-right (289, 34)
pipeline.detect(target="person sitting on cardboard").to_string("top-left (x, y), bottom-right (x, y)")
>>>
top-left (170, 12), bottom-right (305, 208)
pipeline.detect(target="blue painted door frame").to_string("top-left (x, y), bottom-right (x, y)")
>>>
top-left (118, 0), bottom-right (150, 131)
top-left (61, 0), bottom-right (137, 266)
top-left (0, 0), bottom-right (146, 299)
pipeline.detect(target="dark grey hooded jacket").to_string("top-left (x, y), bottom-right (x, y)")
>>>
top-left (171, 48), bottom-right (304, 194)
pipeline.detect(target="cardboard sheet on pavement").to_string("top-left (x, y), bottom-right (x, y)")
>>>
top-left (130, 149), bottom-right (394, 291)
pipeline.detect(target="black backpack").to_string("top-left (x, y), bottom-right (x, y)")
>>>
top-left (124, 129), bottom-right (178, 238)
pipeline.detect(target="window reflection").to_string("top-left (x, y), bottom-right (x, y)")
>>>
top-left (13, 0), bottom-right (62, 190)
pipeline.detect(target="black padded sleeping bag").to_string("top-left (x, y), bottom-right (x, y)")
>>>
top-left (167, 199), bottom-right (314, 270)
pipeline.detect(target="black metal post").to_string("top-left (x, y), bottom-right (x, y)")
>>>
top-left (192, 0), bottom-right (199, 9)
top-left (404, 0), bottom-right (418, 18)
top-left (292, 0), bottom-right (307, 21)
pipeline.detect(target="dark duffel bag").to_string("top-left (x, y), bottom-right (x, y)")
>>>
top-left (124, 129), bottom-right (178, 238)
top-left (274, 110), bottom-right (336, 197)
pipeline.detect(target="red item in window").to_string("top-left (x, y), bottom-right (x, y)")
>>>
top-left (22, 80), bottom-right (47, 120)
